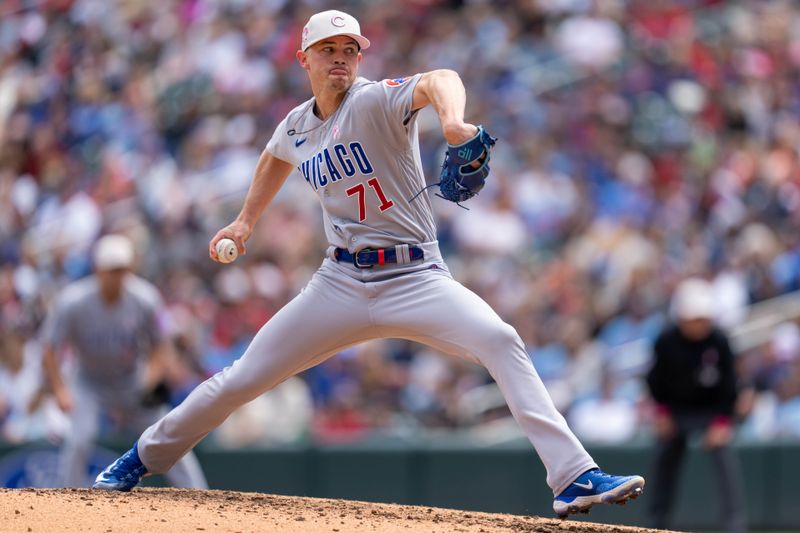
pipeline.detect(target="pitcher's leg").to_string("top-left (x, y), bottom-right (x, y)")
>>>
top-left (136, 406), bottom-right (208, 489)
top-left (139, 267), bottom-right (374, 473)
top-left (375, 270), bottom-right (596, 494)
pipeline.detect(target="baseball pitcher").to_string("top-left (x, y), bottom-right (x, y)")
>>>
top-left (94, 10), bottom-right (643, 518)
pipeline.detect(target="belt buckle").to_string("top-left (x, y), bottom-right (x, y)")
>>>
top-left (353, 249), bottom-right (374, 269)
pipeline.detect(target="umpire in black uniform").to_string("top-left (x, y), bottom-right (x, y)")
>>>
top-left (646, 278), bottom-right (746, 533)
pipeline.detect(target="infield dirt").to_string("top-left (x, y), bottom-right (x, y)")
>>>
top-left (0, 488), bottom-right (674, 532)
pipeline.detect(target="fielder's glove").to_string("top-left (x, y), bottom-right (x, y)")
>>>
top-left (437, 125), bottom-right (497, 204)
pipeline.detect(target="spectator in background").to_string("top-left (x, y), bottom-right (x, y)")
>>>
top-left (738, 321), bottom-right (800, 441)
top-left (38, 234), bottom-right (207, 489)
top-left (568, 366), bottom-right (639, 444)
top-left (0, 322), bottom-right (66, 443)
top-left (646, 278), bottom-right (746, 533)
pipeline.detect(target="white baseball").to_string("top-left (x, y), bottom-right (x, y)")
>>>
top-left (215, 238), bottom-right (238, 264)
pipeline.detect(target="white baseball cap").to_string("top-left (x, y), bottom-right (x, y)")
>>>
top-left (671, 278), bottom-right (716, 321)
top-left (301, 10), bottom-right (370, 52)
top-left (93, 234), bottom-right (134, 271)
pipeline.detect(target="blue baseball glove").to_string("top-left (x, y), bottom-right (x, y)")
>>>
top-left (437, 125), bottom-right (497, 204)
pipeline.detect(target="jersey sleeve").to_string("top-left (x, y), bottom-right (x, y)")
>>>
top-left (377, 74), bottom-right (423, 126)
top-left (265, 115), bottom-right (297, 166)
top-left (360, 74), bottom-right (423, 150)
top-left (39, 290), bottom-right (74, 347)
top-left (130, 277), bottom-right (167, 346)
top-left (145, 297), bottom-right (166, 346)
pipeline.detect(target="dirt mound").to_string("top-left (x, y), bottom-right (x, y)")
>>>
top-left (1, 488), bottom-right (669, 532)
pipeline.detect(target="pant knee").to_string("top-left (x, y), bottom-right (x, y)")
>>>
top-left (495, 322), bottom-right (524, 350)
top-left (213, 366), bottom-right (274, 407)
top-left (473, 322), bottom-right (525, 361)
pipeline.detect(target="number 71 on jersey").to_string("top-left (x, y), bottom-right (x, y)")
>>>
top-left (346, 178), bottom-right (394, 222)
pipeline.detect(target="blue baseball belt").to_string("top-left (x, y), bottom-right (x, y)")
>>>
top-left (334, 245), bottom-right (425, 268)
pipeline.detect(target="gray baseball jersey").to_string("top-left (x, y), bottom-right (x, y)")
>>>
top-left (41, 274), bottom-right (163, 391)
top-left (138, 75), bottom-right (598, 496)
top-left (43, 274), bottom-right (207, 489)
top-left (267, 75), bottom-right (436, 252)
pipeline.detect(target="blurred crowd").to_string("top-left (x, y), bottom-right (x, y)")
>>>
top-left (2, 0), bottom-right (800, 449)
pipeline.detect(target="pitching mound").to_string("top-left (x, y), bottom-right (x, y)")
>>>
top-left (1, 488), bottom-right (668, 532)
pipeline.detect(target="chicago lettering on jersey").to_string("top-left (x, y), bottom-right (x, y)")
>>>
top-left (298, 142), bottom-right (374, 190)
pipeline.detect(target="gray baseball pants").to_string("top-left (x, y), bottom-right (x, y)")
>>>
top-left (139, 245), bottom-right (596, 495)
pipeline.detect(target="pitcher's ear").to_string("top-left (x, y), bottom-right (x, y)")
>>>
top-left (296, 50), bottom-right (309, 69)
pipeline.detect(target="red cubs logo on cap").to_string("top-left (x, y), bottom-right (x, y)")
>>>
top-left (384, 77), bottom-right (410, 87)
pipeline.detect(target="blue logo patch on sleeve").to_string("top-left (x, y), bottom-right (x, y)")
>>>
top-left (384, 77), bottom-right (410, 87)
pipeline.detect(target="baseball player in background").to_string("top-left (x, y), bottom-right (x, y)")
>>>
top-left (646, 279), bottom-right (746, 532)
top-left (41, 234), bottom-right (207, 489)
top-left (94, 10), bottom-right (644, 518)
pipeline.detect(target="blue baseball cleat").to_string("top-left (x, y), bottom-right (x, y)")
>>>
top-left (92, 442), bottom-right (149, 491)
top-left (553, 468), bottom-right (645, 518)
